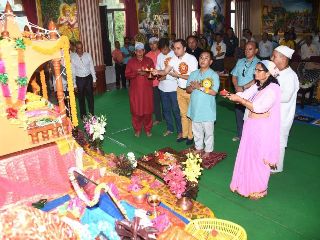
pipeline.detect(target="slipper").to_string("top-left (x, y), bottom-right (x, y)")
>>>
top-left (32, 199), bottom-right (47, 209)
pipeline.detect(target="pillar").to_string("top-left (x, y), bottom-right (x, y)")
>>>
top-left (48, 21), bottom-right (66, 117)
top-left (76, 0), bottom-right (106, 93)
top-left (174, 0), bottom-right (192, 39)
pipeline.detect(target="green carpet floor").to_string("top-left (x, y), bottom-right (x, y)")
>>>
top-left (86, 89), bottom-right (320, 240)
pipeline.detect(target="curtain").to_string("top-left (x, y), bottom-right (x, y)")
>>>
top-left (235, 0), bottom-right (250, 39)
top-left (124, 0), bottom-right (138, 38)
top-left (22, 0), bottom-right (38, 25)
top-left (170, 0), bottom-right (175, 34)
top-left (194, 0), bottom-right (202, 34)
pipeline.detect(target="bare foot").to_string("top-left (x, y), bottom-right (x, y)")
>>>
top-left (153, 121), bottom-right (160, 126)
top-left (194, 149), bottom-right (203, 154)
top-left (202, 152), bottom-right (211, 158)
top-left (134, 132), bottom-right (140, 137)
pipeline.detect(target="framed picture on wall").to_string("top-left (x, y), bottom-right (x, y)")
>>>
top-left (136, 0), bottom-right (171, 39)
top-left (202, 0), bottom-right (225, 34)
top-left (39, 0), bottom-right (79, 41)
top-left (261, 0), bottom-right (315, 33)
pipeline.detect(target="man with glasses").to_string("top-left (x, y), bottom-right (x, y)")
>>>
top-left (230, 41), bottom-right (260, 141)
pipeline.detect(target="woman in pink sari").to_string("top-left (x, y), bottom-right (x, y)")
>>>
top-left (226, 60), bottom-right (280, 199)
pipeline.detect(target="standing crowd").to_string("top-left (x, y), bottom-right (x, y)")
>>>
top-left (68, 27), bottom-right (302, 200)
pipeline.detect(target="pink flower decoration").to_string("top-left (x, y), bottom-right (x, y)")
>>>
top-left (17, 86), bottom-right (27, 101)
top-left (18, 63), bottom-right (26, 77)
top-left (108, 183), bottom-right (119, 199)
top-left (164, 164), bottom-right (186, 198)
top-left (152, 213), bottom-right (171, 232)
top-left (127, 183), bottom-right (141, 192)
top-left (150, 180), bottom-right (162, 189)
top-left (0, 60), bottom-right (5, 73)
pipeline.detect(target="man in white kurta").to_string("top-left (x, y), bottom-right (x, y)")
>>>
top-left (271, 45), bottom-right (299, 173)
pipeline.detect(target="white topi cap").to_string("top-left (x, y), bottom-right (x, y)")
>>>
top-left (135, 42), bottom-right (145, 50)
top-left (149, 37), bottom-right (159, 44)
top-left (259, 60), bottom-right (279, 77)
top-left (274, 45), bottom-right (295, 59)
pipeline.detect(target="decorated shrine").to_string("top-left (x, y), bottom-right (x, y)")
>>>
top-left (0, 2), bottom-right (77, 156)
top-left (0, 2), bottom-right (246, 240)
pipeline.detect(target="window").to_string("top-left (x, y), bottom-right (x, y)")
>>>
top-left (230, 0), bottom-right (235, 30)
top-left (100, 0), bottom-right (125, 50)
top-left (192, 1), bottom-right (198, 34)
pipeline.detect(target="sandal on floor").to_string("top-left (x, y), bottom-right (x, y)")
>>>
top-left (32, 199), bottom-right (47, 209)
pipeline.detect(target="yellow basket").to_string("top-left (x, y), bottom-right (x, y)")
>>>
top-left (185, 218), bottom-right (247, 240)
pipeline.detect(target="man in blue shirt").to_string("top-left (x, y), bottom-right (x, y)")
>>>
top-left (120, 37), bottom-right (135, 88)
top-left (231, 41), bottom-right (260, 141)
top-left (186, 51), bottom-right (220, 158)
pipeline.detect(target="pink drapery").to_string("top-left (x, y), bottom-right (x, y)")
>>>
top-left (194, 0), bottom-right (202, 34)
top-left (0, 143), bottom-right (76, 207)
top-left (21, 0), bottom-right (38, 25)
top-left (124, 0), bottom-right (138, 38)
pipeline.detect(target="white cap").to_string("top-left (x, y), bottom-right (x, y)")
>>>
top-left (149, 37), bottom-right (159, 44)
top-left (274, 45), bottom-right (295, 59)
top-left (259, 60), bottom-right (279, 77)
top-left (135, 42), bottom-right (144, 50)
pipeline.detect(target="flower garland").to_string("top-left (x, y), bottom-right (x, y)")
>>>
top-left (30, 77), bottom-right (40, 94)
top-left (62, 37), bottom-right (78, 127)
top-left (0, 38), bottom-right (28, 121)
top-left (40, 69), bottom-right (48, 99)
top-left (24, 36), bottom-right (78, 127)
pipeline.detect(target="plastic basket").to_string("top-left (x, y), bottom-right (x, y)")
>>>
top-left (185, 218), bottom-right (247, 240)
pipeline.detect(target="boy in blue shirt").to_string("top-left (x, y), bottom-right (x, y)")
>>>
top-left (186, 51), bottom-right (220, 158)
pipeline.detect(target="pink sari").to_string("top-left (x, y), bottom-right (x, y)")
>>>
top-left (230, 83), bottom-right (280, 199)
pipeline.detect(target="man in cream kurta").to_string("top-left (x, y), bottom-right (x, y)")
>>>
top-left (271, 45), bottom-right (299, 173)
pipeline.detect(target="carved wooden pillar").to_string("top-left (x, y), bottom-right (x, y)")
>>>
top-left (77, 0), bottom-right (106, 93)
top-left (48, 21), bottom-right (66, 117)
top-left (52, 59), bottom-right (66, 117)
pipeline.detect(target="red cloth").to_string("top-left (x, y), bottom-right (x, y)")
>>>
top-left (22, 0), bottom-right (38, 25)
top-left (132, 114), bottom-right (152, 133)
top-left (145, 50), bottom-right (160, 87)
top-left (125, 57), bottom-right (154, 116)
top-left (124, 0), bottom-right (139, 38)
top-left (0, 143), bottom-right (75, 207)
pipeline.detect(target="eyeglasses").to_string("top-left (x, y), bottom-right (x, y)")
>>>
top-left (255, 68), bottom-right (265, 72)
